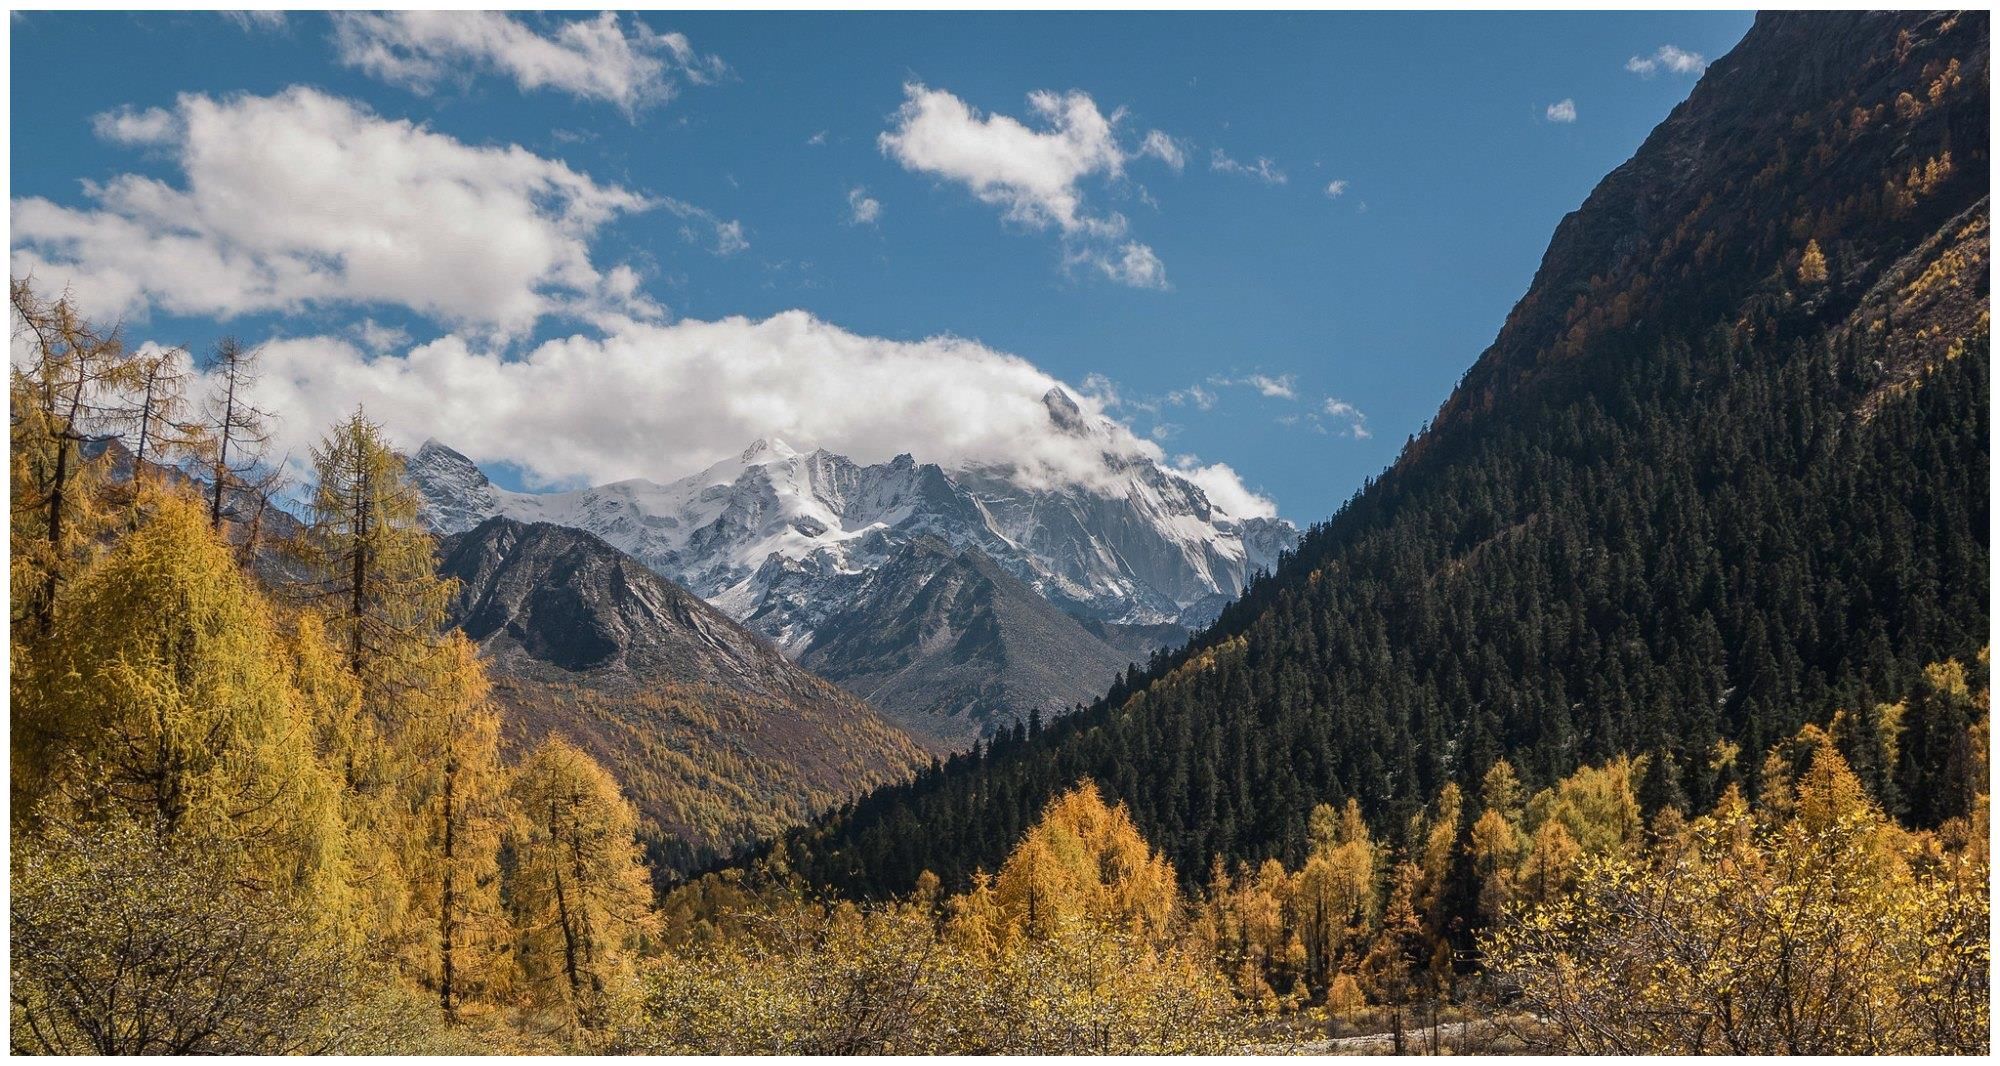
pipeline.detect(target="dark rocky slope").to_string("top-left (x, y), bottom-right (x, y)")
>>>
top-left (438, 516), bottom-right (925, 873)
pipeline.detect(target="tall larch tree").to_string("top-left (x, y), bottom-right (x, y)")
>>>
top-left (508, 737), bottom-right (659, 1032)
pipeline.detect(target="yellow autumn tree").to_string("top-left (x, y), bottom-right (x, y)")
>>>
top-left (1798, 238), bottom-right (1830, 285)
top-left (15, 492), bottom-right (348, 897)
top-left (992, 781), bottom-right (1180, 943)
top-left (1485, 745), bottom-right (1988, 1053)
top-left (397, 635), bottom-right (514, 1022)
top-left (509, 736), bottom-right (660, 1033)
top-left (1293, 799), bottom-right (1379, 993)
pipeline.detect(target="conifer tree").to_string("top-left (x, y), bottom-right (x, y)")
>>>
top-left (16, 492), bottom-right (348, 895)
top-left (9, 279), bottom-right (134, 637)
top-left (296, 409), bottom-right (453, 718)
top-left (508, 737), bottom-right (658, 1031)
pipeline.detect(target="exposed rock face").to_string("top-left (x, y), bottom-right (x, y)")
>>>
top-left (437, 516), bottom-right (925, 872)
top-left (411, 402), bottom-right (1295, 744)
top-left (790, 536), bottom-right (1138, 748)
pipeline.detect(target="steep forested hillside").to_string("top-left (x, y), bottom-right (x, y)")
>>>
top-left (763, 9), bottom-right (1990, 898)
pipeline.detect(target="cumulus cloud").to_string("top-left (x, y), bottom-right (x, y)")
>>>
top-left (1138, 129), bottom-right (1186, 172)
top-left (1210, 148), bottom-right (1286, 185)
top-left (223, 311), bottom-right (1276, 517)
top-left (879, 82), bottom-right (1165, 289)
top-left (1324, 179), bottom-right (1349, 198)
top-left (1625, 44), bottom-right (1707, 77)
top-left (332, 11), bottom-right (724, 115)
top-left (881, 82), bottom-right (1125, 235)
top-left (1322, 397), bottom-right (1371, 439)
top-left (13, 87), bottom-right (656, 336)
top-left (847, 186), bottom-right (882, 225)
top-left (1545, 99), bottom-right (1577, 123)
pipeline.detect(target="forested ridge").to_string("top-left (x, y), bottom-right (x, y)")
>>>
top-left (757, 8), bottom-right (1991, 900)
top-left (7, 8), bottom-right (1990, 1056)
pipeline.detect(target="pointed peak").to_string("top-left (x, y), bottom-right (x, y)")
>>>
top-left (741, 436), bottom-right (800, 463)
top-left (1042, 387), bottom-right (1087, 434)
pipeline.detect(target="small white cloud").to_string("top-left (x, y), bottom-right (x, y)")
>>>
top-left (1244, 373), bottom-right (1296, 400)
top-left (1077, 241), bottom-right (1168, 290)
top-left (662, 198), bottom-right (749, 256)
top-left (806, 130), bottom-right (828, 146)
top-left (1166, 384), bottom-right (1217, 410)
top-left (1322, 397), bottom-right (1371, 439)
top-left (1626, 44), bottom-right (1707, 77)
top-left (1138, 129), bottom-right (1186, 172)
top-left (350, 318), bottom-right (412, 352)
top-left (1324, 179), bottom-right (1349, 198)
top-left (1171, 457), bottom-right (1277, 520)
top-left (1546, 99), bottom-right (1578, 123)
top-left (1210, 148), bottom-right (1287, 185)
top-left (331, 11), bottom-right (724, 116)
top-left (221, 11), bottom-right (286, 33)
top-left (91, 105), bottom-right (180, 146)
top-left (881, 82), bottom-right (1163, 289)
top-left (1210, 373), bottom-right (1297, 400)
top-left (847, 186), bottom-right (882, 225)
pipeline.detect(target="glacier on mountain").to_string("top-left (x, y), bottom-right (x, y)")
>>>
top-left (408, 389), bottom-right (1298, 650)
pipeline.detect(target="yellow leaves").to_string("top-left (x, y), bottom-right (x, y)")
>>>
top-left (993, 781), bottom-right (1180, 943)
top-left (1797, 239), bottom-right (1830, 286)
top-left (1486, 740), bottom-right (1989, 1054)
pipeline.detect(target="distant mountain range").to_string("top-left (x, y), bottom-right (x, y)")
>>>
top-left (411, 387), bottom-right (1297, 744)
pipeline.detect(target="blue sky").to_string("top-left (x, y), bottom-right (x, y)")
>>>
top-left (10, 10), bottom-right (1753, 522)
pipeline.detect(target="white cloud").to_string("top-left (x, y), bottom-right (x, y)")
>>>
top-left (331, 11), bottom-right (724, 115)
top-left (1322, 397), bottom-right (1371, 439)
top-left (1138, 129), bottom-right (1186, 172)
top-left (223, 310), bottom-right (1275, 517)
top-left (661, 197), bottom-right (749, 256)
top-left (1625, 44), bottom-right (1707, 77)
top-left (1545, 99), bottom-right (1577, 123)
top-left (879, 82), bottom-right (1165, 289)
top-left (806, 130), bottom-right (828, 146)
top-left (90, 105), bottom-right (179, 146)
top-left (1077, 241), bottom-right (1167, 290)
top-left (13, 87), bottom-right (656, 336)
top-left (1242, 373), bottom-right (1297, 399)
top-left (1170, 458), bottom-right (1277, 521)
top-left (1166, 384), bottom-right (1216, 410)
top-left (221, 11), bottom-right (286, 32)
top-left (847, 186), bottom-right (882, 225)
top-left (881, 82), bottom-right (1125, 236)
top-left (1210, 148), bottom-right (1286, 185)
top-left (1324, 179), bottom-right (1349, 198)
top-left (351, 318), bottom-right (411, 352)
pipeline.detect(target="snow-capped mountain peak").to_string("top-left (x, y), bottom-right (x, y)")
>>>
top-left (410, 435), bottom-right (1297, 652)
